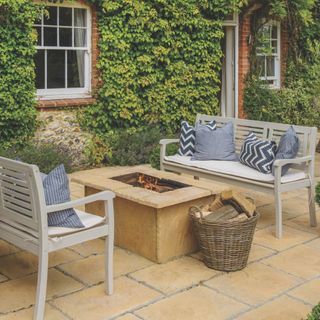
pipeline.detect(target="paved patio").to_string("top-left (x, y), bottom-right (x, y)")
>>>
top-left (0, 158), bottom-right (320, 319)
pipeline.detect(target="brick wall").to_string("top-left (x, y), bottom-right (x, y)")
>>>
top-left (237, 12), bottom-right (289, 118)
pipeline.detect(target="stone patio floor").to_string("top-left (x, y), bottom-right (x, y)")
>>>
top-left (0, 162), bottom-right (320, 319)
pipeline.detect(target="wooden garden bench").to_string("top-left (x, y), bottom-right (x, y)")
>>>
top-left (160, 114), bottom-right (318, 238)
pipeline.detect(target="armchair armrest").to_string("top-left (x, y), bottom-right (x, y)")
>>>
top-left (46, 191), bottom-right (115, 213)
top-left (159, 139), bottom-right (179, 171)
top-left (273, 156), bottom-right (312, 167)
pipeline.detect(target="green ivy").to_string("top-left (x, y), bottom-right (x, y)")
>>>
top-left (82, 0), bottom-right (242, 135)
top-left (0, 0), bottom-right (40, 148)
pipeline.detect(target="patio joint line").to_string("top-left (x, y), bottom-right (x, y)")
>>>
top-left (284, 293), bottom-right (314, 307)
top-left (201, 283), bottom-right (253, 308)
top-left (47, 301), bottom-right (74, 320)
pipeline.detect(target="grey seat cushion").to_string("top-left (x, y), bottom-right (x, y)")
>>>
top-left (272, 126), bottom-right (300, 176)
top-left (192, 122), bottom-right (238, 161)
top-left (42, 164), bottom-right (84, 228)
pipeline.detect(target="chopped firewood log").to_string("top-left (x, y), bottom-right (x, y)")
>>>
top-left (221, 190), bottom-right (255, 218)
top-left (209, 195), bottom-right (224, 211)
top-left (205, 205), bottom-right (239, 222)
top-left (228, 213), bottom-right (248, 222)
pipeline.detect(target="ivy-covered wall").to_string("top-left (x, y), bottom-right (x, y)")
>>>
top-left (83, 0), bottom-right (242, 135)
top-left (243, 0), bottom-right (320, 129)
top-left (0, 0), bottom-right (39, 148)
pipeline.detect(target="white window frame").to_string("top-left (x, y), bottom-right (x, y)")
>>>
top-left (256, 20), bottom-right (281, 89)
top-left (34, 2), bottom-right (92, 100)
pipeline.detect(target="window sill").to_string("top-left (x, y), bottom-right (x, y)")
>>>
top-left (37, 97), bottom-right (96, 111)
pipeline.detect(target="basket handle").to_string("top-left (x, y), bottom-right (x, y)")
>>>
top-left (189, 205), bottom-right (204, 223)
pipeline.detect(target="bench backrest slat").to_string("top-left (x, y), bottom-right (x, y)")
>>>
top-left (196, 114), bottom-right (317, 158)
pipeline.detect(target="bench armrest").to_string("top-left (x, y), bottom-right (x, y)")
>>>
top-left (46, 191), bottom-right (115, 213)
top-left (273, 155), bottom-right (314, 185)
top-left (159, 139), bottom-right (179, 146)
top-left (159, 139), bottom-right (179, 170)
top-left (273, 156), bottom-right (312, 167)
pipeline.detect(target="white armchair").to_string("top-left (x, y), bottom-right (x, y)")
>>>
top-left (0, 157), bottom-right (115, 320)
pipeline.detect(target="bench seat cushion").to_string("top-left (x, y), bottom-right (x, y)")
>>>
top-left (164, 155), bottom-right (306, 183)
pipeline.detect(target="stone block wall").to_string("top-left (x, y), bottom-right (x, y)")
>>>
top-left (34, 109), bottom-right (89, 166)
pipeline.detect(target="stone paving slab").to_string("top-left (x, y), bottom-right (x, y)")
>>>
top-left (51, 277), bottom-right (162, 320)
top-left (204, 263), bottom-right (301, 306)
top-left (130, 256), bottom-right (218, 295)
top-left (135, 286), bottom-right (248, 320)
top-left (235, 295), bottom-right (311, 320)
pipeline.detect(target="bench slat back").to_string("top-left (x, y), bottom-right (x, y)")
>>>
top-left (0, 157), bottom-right (46, 236)
top-left (196, 115), bottom-right (317, 158)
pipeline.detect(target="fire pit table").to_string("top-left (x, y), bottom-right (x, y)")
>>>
top-left (71, 165), bottom-right (223, 263)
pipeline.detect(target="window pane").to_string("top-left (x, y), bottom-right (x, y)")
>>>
top-left (266, 57), bottom-right (275, 77)
top-left (256, 56), bottom-right (266, 77)
top-left (74, 8), bottom-right (87, 27)
top-left (44, 27), bottom-right (57, 46)
top-left (59, 28), bottom-right (72, 47)
top-left (35, 27), bottom-right (42, 46)
top-left (272, 40), bottom-right (278, 53)
top-left (44, 7), bottom-right (57, 26)
top-left (74, 29), bottom-right (87, 47)
top-left (59, 7), bottom-right (72, 26)
top-left (35, 50), bottom-right (45, 89)
top-left (68, 50), bottom-right (85, 88)
top-left (47, 50), bottom-right (65, 88)
top-left (271, 26), bottom-right (277, 39)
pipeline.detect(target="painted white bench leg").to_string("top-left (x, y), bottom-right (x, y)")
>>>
top-left (308, 184), bottom-right (317, 227)
top-left (105, 201), bottom-right (114, 295)
top-left (34, 251), bottom-right (49, 320)
top-left (274, 191), bottom-right (283, 239)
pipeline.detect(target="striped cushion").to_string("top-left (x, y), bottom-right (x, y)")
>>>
top-left (239, 133), bottom-right (277, 174)
top-left (178, 120), bottom-right (216, 156)
top-left (42, 165), bottom-right (84, 228)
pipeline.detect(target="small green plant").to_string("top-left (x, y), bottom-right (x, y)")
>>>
top-left (106, 127), bottom-right (163, 166)
top-left (306, 303), bottom-right (320, 320)
top-left (149, 144), bottom-right (179, 170)
top-left (316, 182), bottom-right (320, 207)
top-left (0, 143), bottom-right (73, 174)
top-left (84, 135), bottom-right (112, 166)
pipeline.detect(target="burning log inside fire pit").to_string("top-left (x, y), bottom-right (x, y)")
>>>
top-left (111, 172), bottom-right (190, 193)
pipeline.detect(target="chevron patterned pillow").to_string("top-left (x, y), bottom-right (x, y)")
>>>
top-left (178, 120), bottom-right (216, 156)
top-left (239, 132), bottom-right (277, 174)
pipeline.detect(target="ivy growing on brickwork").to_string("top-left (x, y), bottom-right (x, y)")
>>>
top-left (243, 0), bottom-right (320, 128)
top-left (82, 0), bottom-right (244, 134)
top-left (0, 0), bottom-right (40, 148)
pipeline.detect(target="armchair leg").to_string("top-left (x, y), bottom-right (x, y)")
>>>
top-left (308, 185), bottom-right (317, 227)
top-left (105, 234), bottom-right (113, 295)
top-left (34, 252), bottom-right (49, 320)
top-left (274, 191), bottom-right (283, 239)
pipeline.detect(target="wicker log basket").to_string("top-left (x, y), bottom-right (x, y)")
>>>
top-left (189, 191), bottom-right (259, 272)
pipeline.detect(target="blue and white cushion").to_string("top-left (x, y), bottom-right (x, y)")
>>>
top-left (178, 120), bottom-right (216, 156)
top-left (42, 164), bottom-right (84, 228)
top-left (239, 132), bottom-right (277, 174)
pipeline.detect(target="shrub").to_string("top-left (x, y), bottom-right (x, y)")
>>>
top-left (0, 143), bottom-right (73, 174)
top-left (316, 182), bottom-right (320, 207)
top-left (0, 1), bottom-right (39, 148)
top-left (243, 74), bottom-right (320, 128)
top-left (149, 143), bottom-right (179, 170)
top-left (306, 303), bottom-right (320, 320)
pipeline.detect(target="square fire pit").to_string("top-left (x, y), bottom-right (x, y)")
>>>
top-left (71, 166), bottom-right (223, 263)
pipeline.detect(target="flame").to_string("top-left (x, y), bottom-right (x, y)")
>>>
top-left (138, 174), bottom-right (159, 191)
